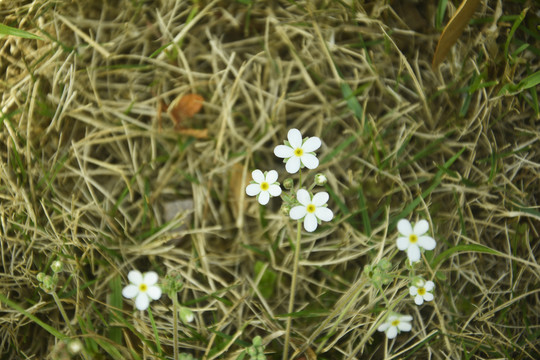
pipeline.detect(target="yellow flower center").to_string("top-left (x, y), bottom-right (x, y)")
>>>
top-left (409, 234), bottom-right (418, 243)
top-left (417, 287), bottom-right (426, 296)
top-left (391, 319), bottom-right (400, 326)
top-left (294, 148), bottom-right (304, 157)
top-left (306, 204), bottom-right (316, 213)
top-left (139, 284), bottom-right (148, 292)
top-left (260, 182), bottom-right (269, 191)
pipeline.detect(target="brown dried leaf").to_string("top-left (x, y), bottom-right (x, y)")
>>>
top-left (169, 93), bottom-right (204, 127)
top-left (432, 0), bottom-right (481, 69)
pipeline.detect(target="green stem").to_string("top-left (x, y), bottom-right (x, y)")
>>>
top-left (283, 221), bottom-right (302, 360)
top-left (51, 291), bottom-right (91, 360)
top-left (172, 294), bottom-right (179, 360)
top-left (147, 307), bottom-right (163, 356)
top-left (51, 291), bottom-right (76, 335)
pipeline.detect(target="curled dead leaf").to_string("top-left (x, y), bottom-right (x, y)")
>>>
top-left (169, 93), bottom-right (204, 128)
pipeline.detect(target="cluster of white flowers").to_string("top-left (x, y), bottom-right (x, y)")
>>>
top-left (245, 128), bottom-right (333, 232)
top-left (377, 218), bottom-right (438, 339)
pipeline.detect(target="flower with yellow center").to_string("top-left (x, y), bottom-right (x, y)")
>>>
top-left (274, 128), bottom-right (321, 174)
top-left (396, 219), bottom-right (436, 263)
top-left (377, 313), bottom-right (413, 339)
top-left (289, 189), bottom-right (333, 232)
top-left (122, 270), bottom-right (162, 311)
top-left (246, 170), bottom-right (282, 205)
top-left (409, 279), bottom-right (435, 305)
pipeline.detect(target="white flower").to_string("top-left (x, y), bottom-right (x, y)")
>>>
top-left (396, 219), bottom-right (436, 263)
top-left (245, 169), bottom-right (282, 205)
top-left (409, 279), bottom-right (435, 305)
top-left (377, 313), bottom-right (413, 339)
top-left (122, 270), bottom-right (162, 311)
top-left (290, 189), bottom-right (333, 232)
top-left (274, 128), bottom-right (321, 174)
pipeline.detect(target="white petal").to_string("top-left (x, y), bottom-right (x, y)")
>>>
top-left (397, 321), bottom-right (412, 332)
top-left (312, 192), bottom-right (329, 207)
top-left (287, 128), bottom-right (303, 148)
top-left (128, 270), bottom-right (143, 285)
top-left (296, 189), bottom-right (311, 206)
top-left (303, 213), bottom-right (318, 232)
top-left (143, 271), bottom-right (158, 286)
top-left (315, 207), bottom-right (333, 222)
top-left (285, 157), bottom-right (301, 174)
top-left (378, 323), bottom-right (390, 332)
top-left (258, 191), bottom-right (270, 205)
top-left (418, 236), bottom-right (436, 250)
top-left (396, 237), bottom-right (409, 250)
top-left (289, 206), bottom-right (307, 220)
top-left (414, 295), bottom-right (424, 305)
top-left (423, 292), bottom-right (434, 302)
top-left (135, 293), bottom-right (150, 311)
top-left (302, 136), bottom-right (321, 152)
top-left (400, 315), bottom-right (413, 322)
top-left (300, 153), bottom-right (319, 170)
top-left (251, 169), bottom-right (265, 183)
top-left (147, 285), bottom-right (162, 300)
top-left (407, 244), bottom-right (421, 263)
top-left (414, 220), bottom-right (429, 236)
top-left (386, 326), bottom-right (398, 339)
top-left (122, 285), bottom-right (139, 299)
top-left (424, 281), bottom-right (435, 291)
top-left (268, 184), bottom-right (282, 196)
top-left (409, 286), bottom-right (418, 296)
top-left (274, 145), bottom-right (294, 159)
top-left (246, 184), bottom-right (261, 196)
top-left (397, 219), bottom-right (413, 236)
top-left (265, 170), bottom-right (278, 184)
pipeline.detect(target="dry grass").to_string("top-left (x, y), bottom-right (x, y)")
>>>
top-left (1, 0), bottom-right (539, 359)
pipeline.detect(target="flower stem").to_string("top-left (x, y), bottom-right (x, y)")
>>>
top-left (283, 221), bottom-right (302, 360)
top-left (172, 294), bottom-right (179, 360)
top-left (51, 291), bottom-right (90, 360)
top-left (51, 291), bottom-right (76, 335)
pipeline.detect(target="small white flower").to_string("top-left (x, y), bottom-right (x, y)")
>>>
top-left (274, 128), bottom-right (321, 174)
top-left (396, 219), bottom-right (436, 263)
top-left (290, 189), bottom-right (333, 232)
top-left (246, 169), bottom-right (282, 205)
top-left (409, 279), bottom-right (435, 305)
top-left (377, 313), bottom-right (413, 339)
top-left (122, 270), bottom-right (162, 311)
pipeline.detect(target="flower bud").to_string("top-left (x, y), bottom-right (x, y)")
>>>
top-left (283, 178), bottom-right (294, 190)
top-left (280, 204), bottom-right (291, 216)
top-left (51, 260), bottom-right (63, 273)
top-left (179, 306), bottom-right (194, 323)
top-left (37, 272), bottom-right (46, 282)
top-left (163, 272), bottom-right (183, 296)
top-left (40, 275), bottom-right (56, 293)
top-left (314, 173), bottom-right (327, 186)
top-left (67, 340), bottom-right (83, 354)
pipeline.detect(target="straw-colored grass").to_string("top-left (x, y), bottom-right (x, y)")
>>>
top-left (1, 1), bottom-right (539, 359)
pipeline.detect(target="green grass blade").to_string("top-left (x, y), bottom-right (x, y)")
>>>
top-left (0, 293), bottom-right (67, 340)
top-left (431, 244), bottom-right (503, 269)
top-left (0, 23), bottom-right (43, 40)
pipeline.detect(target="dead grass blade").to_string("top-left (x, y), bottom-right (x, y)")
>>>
top-left (432, 0), bottom-right (481, 69)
